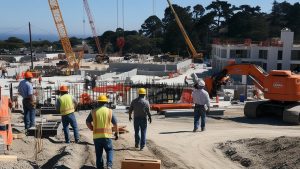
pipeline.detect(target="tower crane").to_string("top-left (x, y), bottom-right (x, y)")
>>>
top-left (48, 0), bottom-right (81, 71)
top-left (166, 0), bottom-right (203, 61)
top-left (83, 0), bottom-right (108, 63)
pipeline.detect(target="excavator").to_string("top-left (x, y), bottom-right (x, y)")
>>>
top-left (204, 63), bottom-right (300, 124)
top-left (166, 0), bottom-right (203, 62)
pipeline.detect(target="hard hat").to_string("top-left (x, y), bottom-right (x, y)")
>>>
top-left (24, 72), bottom-right (33, 78)
top-left (97, 95), bottom-right (108, 102)
top-left (138, 88), bottom-right (146, 95)
top-left (59, 85), bottom-right (68, 92)
top-left (197, 79), bottom-right (205, 86)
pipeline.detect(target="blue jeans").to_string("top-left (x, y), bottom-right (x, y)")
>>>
top-left (62, 113), bottom-right (79, 143)
top-left (134, 117), bottom-right (147, 148)
top-left (194, 105), bottom-right (206, 130)
top-left (94, 138), bottom-right (113, 169)
top-left (23, 99), bottom-right (36, 129)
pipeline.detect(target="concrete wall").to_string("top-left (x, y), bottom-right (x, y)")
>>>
top-left (108, 59), bottom-right (192, 73)
top-left (137, 70), bottom-right (170, 76)
top-left (108, 62), bottom-right (176, 72)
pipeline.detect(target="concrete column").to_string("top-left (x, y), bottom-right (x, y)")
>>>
top-left (281, 28), bottom-right (294, 70)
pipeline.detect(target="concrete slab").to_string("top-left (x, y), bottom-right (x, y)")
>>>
top-left (163, 109), bottom-right (225, 117)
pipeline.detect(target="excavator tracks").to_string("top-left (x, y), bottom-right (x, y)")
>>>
top-left (244, 101), bottom-right (300, 124)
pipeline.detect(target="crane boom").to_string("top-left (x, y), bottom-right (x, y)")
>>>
top-left (83, 0), bottom-right (103, 55)
top-left (48, 0), bottom-right (79, 69)
top-left (166, 0), bottom-right (200, 58)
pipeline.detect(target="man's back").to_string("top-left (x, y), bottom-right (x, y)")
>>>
top-left (18, 80), bottom-right (33, 98)
top-left (129, 97), bottom-right (150, 118)
top-left (192, 89), bottom-right (210, 107)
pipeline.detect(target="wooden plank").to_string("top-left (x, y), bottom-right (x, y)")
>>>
top-left (13, 134), bottom-right (25, 139)
top-left (121, 158), bottom-right (161, 169)
top-left (0, 155), bottom-right (17, 162)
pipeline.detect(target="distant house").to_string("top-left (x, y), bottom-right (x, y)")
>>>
top-left (211, 28), bottom-right (300, 72)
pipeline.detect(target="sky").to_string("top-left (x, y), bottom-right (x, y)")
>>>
top-left (0, 0), bottom-right (299, 40)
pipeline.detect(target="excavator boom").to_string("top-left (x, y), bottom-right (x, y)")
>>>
top-left (204, 63), bottom-right (300, 124)
top-left (205, 64), bottom-right (300, 102)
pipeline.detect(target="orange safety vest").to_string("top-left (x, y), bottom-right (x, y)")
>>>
top-left (92, 107), bottom-right (113, 139)
top-left (0, 96), bottom-right (12, 146)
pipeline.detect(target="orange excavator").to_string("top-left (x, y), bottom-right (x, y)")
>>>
top-left (204, 64), bottom-right (300, 124)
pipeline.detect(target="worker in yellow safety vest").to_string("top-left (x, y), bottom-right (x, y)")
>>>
top-left (56, 85), bottom-right (79, 143)
top-left (86, 95), bottom-right (118, 169)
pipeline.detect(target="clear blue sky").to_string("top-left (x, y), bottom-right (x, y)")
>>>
top-left (0, 0), bottom-right (298, 39)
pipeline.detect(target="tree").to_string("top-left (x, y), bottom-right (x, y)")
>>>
top-left (206, 0), bottom-right (233, 33)
top-left (286, 3), bottom-right (300, 40)
top-left (227, 5), bottom-right (268, 40)
top-left (162, 4), bottom-right (195, 56)
top-left (5, 37), bottom-right (25, 44)
top-left (140, 15), bottom-right (163, 38)
top-left (268, 1), bottom-right (292, 37)
top-left (124, 35), bottom-right (152, 54)
top-left (193, 4), bottom-right (205, 19)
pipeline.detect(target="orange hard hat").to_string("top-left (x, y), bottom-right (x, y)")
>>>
top-left (24, 72), bottom-right (33, 78)
top-left (59, 85), bottom-right (68, 92)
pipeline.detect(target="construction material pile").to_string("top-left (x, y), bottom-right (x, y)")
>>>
top-left (218, 136), bottom-right (300, 169)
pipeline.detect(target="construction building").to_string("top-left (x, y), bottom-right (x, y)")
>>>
top-left (211, 28), bottom-right (300, 72)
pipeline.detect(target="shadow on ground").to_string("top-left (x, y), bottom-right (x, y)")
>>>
top-left (159, 130), bottom-right (195, 134)
top-left (218, 116), bottom-right (293, 126)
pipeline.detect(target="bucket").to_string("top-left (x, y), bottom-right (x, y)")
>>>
top-left (239, 94), bottom-right (245, 102)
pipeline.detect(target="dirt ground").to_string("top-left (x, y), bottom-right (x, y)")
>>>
top-left (1, 107), bottom-right (300, 169)
top-left (218, 136), bottom-right (300, 169)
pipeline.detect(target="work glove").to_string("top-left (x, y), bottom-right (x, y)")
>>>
top-left (114, 132), bottom-right (119, 140)
top-left (148, 116), bottom-right (152, 124)
top-left (129, 116), bottom-right (132, 122)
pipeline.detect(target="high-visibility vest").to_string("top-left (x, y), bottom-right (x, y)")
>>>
top-left (92, 107), bottom-right (112, 139)
top-left (59, 94), bottom-right (75, 115)
top-left (0, 96), bottom-right (12, 146)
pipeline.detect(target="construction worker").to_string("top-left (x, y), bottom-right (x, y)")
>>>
top-left (191, 79), bottom-right (210, 132)
top-left (91, 75), bottom-right (97, 89)
top-left (18, 71), bottom-right (36, 130)
top-left (128, 88), bottom-right (152, 150)
top-left (86, 95), bottom-right (118, 169)
top-left (56, 85), bottom-right (79, 143)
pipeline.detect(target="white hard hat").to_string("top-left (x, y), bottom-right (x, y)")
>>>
top-left (197, 79), bottom-right (205, 86)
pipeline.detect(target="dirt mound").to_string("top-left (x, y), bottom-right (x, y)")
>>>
top-left (218, 136), bottom-right (300, 169)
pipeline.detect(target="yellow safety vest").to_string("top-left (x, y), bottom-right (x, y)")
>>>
top-left (59, 94), bottom-right (75, 115)
top-left (92, 107), bottom-right (113, 139)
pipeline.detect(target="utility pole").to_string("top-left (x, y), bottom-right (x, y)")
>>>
top-left (29, 22), bottom-right (33, 70)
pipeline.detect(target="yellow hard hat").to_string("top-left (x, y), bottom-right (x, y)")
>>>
top-left (138, 88), bottom-right (146, 95)
top-left (97, 95), bottom-right (108, 102)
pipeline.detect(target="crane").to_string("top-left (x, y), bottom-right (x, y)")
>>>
top-left (166, 0), bottom-right (203, 61)
top-left (204, 63), bottom-right (300, 124)
top-left (48, 0), bottom-right (80, 71)
top-left (83, 0), bottom-right (107, 63)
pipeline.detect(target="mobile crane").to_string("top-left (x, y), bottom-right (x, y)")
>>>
top-left (48, 0), bottom-right (81, 73)
top-left (204, 64), bottom-right (300, 124)
top-left (83, 0), bottom-right (109, 63)
top-left (166, 0), bottom-right (203, 62)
